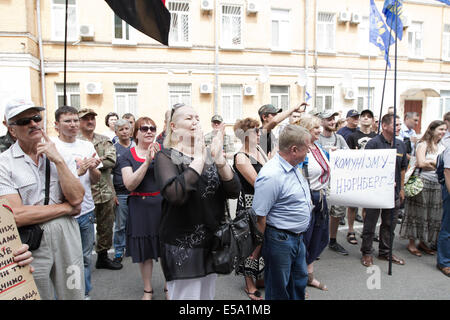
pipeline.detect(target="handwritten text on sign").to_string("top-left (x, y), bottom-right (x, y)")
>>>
top-left (0, 200), bottom-right (40, 300)
top-left (327, 149), bottom-right (396, 209)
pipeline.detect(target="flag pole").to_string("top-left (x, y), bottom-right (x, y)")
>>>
top-left (63, 0), bottom-right (68, 105)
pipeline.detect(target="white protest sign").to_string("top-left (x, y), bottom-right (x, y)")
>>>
top-left (327, 149), bottom-right (396, 209)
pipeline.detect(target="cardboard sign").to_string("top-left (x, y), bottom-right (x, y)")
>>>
top-left (327, 149), bottom-right (396, 209)
top-left (0, 199), bottom-right (40, 300)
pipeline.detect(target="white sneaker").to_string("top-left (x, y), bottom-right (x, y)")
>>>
top-left (84, 294), bottom-right (92, 300)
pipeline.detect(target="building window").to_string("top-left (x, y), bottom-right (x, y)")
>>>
top-left (113, 14), bottom-right (135, 44)
top-left (357, 87), bottom-right (374, 112)
top-left (316, 86), bottom-right (334, 111)
top-left (317, 12), bottom-right (335, 53)
top-left (443, 24), bottom-right (450, 61)
top-left (114, 84), bottom-right (138, 116)
top-left (168, 84), bottom-right (191, 108)
top-left (270, 85), bottom-right (289, 111)
top-left (168, 1), bottom-right (190, 46)
top-left (52, 0), bottom-right (77, 41)
top-left (408, 21), bottom-right (423, 58)
top-left (271, 9), bottom-right (290, 51)
top-left (221, 5), bottom-right (243, 49)
top-left (440, 90), bottom-right (450, 118)
top-left (359, 16), bottom-right (379, 56)
top-left (56, 83), bottom-right (80, 109)
top-left (221, 85), bottom-right (242, 123)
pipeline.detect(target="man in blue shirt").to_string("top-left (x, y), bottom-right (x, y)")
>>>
top-left (337, 109), bottom-right (360, 140)
top-left (252, 124), bottom-right (312, 300)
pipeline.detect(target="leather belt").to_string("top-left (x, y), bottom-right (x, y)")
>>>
top-left (266, 224), bottom-right (304, 237)
top-left (129, 191), bottom-right (160, 197)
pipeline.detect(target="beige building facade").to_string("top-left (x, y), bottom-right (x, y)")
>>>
top-left (1, 0), bottom-right (450, 136)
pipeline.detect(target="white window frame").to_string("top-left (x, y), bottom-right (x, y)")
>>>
top-left (112, 14), bottom-right (137, 45)
top-left (271, 9), bottom-right (291, 52)
top-left (55, 83), bottom-right (80, 109)
top-left (443, 24), bottom-right (450, 61)
top-left (168, 0), bottom-right (191, 47)
top-left (317, 12), bottom-right (336, 53)
top-left (270, 85), bottom-right (290, 111)
top-left (220, 4), bottom-right (243, 50)
top-left (357, 87), bottom-right (374, 112)
top-left (359, 16), bottom-right (379, 57)
top-left (440, 90), bottom-right (450, 119)
top-left (168, 83), bottom-right (192, 108)
top-left (114, 83), bottom-right (138, 116)
top-left (408, 21), bottom-right (423, 59)
top-left (316, 86), bottom-right (334, 112)
top-left (51, 0), bottom-right (78, 41)
top-left (221, 85), bottom-right (242, 124)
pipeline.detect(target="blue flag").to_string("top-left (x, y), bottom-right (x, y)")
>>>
top-left (436, 0), bottom-right (450, 4)
top-left (370, 0), bottom-right (394, 67)
top-left (382, 0), bottom-right (403, 41)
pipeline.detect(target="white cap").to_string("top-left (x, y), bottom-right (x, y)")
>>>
top-left (5, 98), bottom-right (45, 122)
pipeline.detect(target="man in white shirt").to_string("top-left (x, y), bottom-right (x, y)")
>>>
top-left (0, 98), bottom-right (85, 299)
top-left (399, 112), bottom-right (419, 157)
top-left (53, 106), bottom-right (102, 300)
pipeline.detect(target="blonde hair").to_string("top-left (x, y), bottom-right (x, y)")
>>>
top-left (295, 115), bottom-right (321, 132)
top-left (163, 105), bottom-right (193, 149)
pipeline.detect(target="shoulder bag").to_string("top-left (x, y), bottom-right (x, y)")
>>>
top-left (18, 158), bottom-right (48, 250)
top-left (404, 167), bottom-right (424, 198)
top-left (211, 193), bottom-right (263, 275)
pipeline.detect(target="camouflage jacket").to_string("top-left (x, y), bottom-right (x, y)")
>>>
top-left (0, 132), bottom-right (15, 153)
top-left (78, 132), bottom-right (116, 203)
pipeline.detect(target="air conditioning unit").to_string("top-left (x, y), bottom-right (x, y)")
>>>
top-left (79, 25), bottom-right (94, 40)
top-left (85, 82), bottom-right (103, 94)
top-left (201, 0), bottom-right (213, 11)
top-left (200, 82), bottom-right (213, 94)
top-left (243, 85), bottom-right (256, 96)
top-left (401, 15), bottom-right (410, 29)
top-left (338, 11), bottom-right (350, 23)
top-left (351, 13), bottom-right (361, 24)
top-left (344, 87), bottom-right (356, 100)
top-left (247, 0), bottom-right (258, 14)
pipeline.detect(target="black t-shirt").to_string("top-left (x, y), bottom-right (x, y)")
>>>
top-left (365, 134), bottom-right (408, 199)
top-left (346, 130), bottom-right (377, 150)
top-left (259, 128), bottom-right (276, 155)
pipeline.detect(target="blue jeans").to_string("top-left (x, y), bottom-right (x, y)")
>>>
top-left (262, 226), bottom-right (308, 300)
top-left (76, 211), bottom-right (95, 296)
top-left (438, 186), bottom-right (450, 268)
top-left (114, 194), bottom-right (129, 258)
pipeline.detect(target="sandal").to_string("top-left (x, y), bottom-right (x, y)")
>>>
top-left (407, 247), bottom-right (422, 257)
top-left (378, 254), bottom-right (405, 266)
top-left (347, 232), bottom-right (358, 245)
top-left (361, 255), bottom-right (373, 267)
top-left (143, 289), bottom-right (153, 300)
top-left (307, 273), bottom-right (328, 291)
top-left (244, 288), bottom-right (263, 300)
top-left (418, 243), bottom-right (436, 255)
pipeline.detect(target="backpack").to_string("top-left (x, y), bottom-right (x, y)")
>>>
top-left (436, 151), bottom-right (445, 185)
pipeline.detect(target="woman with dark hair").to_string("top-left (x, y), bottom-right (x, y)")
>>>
top-left (233, 117), bottom-right (268, 300)
top-left (119, 117), bottom-right (166, 300)
top-left (104, 112), bottom-right (119, 142)
top-left (401, 120), bottom-right (447, 256)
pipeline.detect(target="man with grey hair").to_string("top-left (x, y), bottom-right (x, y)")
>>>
top-left (252, 124), bottom-right (312, 300)
top-left (399, 112), bottom-right (419, 157)
top-left (112, 118), bottom-right (135, 262)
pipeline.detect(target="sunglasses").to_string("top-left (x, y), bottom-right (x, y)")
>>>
top-left (139, 125), bottom-right (157, 133)
top-left (9, 114), bottom-right (42, 126)
top-left (170, 103), bottom-right (186, 121)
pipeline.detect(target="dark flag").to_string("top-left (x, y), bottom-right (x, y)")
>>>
top-left (105, 0), bottom-right (171, 45)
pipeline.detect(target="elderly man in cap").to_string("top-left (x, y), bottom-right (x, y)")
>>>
top-left (258, 103), bottom-right (307, 156)
top-left (337, 109), bottom-right (360, 140)
top-left (78, 108), bottom-right (122, 270)
top-left (204, 114), bottom-right (235, 160)
top-left (317, 110), bottom-right (350, 255)
top-left (0, 98), bottom-right (85, 299)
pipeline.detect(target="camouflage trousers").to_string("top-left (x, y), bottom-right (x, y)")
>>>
top-left (94, 198), bottom-right (116, 253)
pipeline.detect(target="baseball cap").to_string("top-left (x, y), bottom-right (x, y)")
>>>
top-left (78, 108), bottom-right (98, 118)
top-left (4, 98), bottom-right (45, 122)
top-left (211, 115), bottom-right (223, 123)
top-left (346, 109), bottom-right (360, 118)
top-left (360, 109), bottom-right (374, 118)
top-left (258, 104), bottom-right (282, 116)
top-left (318, 110), bottom-right (339, 119)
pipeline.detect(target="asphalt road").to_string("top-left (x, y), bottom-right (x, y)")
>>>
top-left (89, 211), bottom-right (450, 301)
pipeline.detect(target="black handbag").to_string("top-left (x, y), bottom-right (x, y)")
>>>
top-left (18, 158), bottom-right (48, 251)
top-left (211, 194), bottom-right (264, 275)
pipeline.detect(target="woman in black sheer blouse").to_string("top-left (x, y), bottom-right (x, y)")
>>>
top-left (154, 105), bottom-right (240, 300)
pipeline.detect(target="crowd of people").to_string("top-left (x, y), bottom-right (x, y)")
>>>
top-left (0, 97), bottom-right (449, 301)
